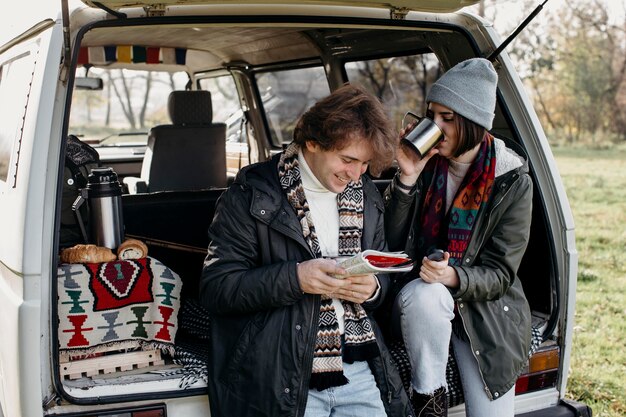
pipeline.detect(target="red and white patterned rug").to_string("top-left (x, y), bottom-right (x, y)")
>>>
top-left (57, 256), bottom-right (181, 356)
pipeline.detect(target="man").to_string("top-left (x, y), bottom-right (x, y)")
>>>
top-left (200, 84), bottom-right (411, 417)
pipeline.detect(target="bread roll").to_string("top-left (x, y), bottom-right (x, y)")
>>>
top-left (117, 238), bottom-right (148, 260)
top-left (60, 244), bottom-right (117, 264)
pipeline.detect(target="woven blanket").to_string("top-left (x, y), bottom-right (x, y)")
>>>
top-left (57, 256), bottom-right (182, 356)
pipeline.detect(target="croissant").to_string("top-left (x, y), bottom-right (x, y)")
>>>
top-left (60, 244), bottom-right (117, 264)
top-left (117, 238), bottom-right (149, 260)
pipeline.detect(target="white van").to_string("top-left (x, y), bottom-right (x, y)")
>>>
top-left (0, 1), bottom-right (592, 416)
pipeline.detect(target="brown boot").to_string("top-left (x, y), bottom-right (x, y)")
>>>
top-left (411, 387), bottom-right (448, 417)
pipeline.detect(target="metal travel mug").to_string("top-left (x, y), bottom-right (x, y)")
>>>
top-left (400, 113), bottom-right (444, 158)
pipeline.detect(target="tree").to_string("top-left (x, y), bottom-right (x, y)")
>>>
top-left (107, 69), bottom-right (157, 129)
top-left (492, 0), bottom-right (626, 143)
top-left (568, 0), bottom-right (626, 140)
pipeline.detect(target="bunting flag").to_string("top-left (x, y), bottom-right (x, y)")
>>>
top-left (104, 45), bottom-right (117, 62)
top-left (146, 47), bottom-right (160, 64)
top-left (175, 48), bottom-right (186, 64)
top-left (161, 47), bottom-right (176, 65)
top-left (132, 45), bottom-right (147, 63)
top-left (77, 47), bottom-right (89, 65)
top-left (117, 45), bottom-right (132, 63)
top-left (76, 46), bottom-right (187, 65)
top-left (89, 46), bottom-right (105, 63)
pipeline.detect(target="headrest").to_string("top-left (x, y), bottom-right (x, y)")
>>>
top-left (167, 90), bottom-right (213, 125)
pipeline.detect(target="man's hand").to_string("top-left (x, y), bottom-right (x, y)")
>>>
top-left (330, 274), bottom-right (378, 304)
top-left (297, 258), bottom-right (349, 295)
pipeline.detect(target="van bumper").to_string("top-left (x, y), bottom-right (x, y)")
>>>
top-left (518, 399), bottom-right (592, 417)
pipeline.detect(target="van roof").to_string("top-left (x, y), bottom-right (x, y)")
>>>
top-left (1, 0), bottom-right (480, 51)
top-left (70, 0), bottom-right (485, 75)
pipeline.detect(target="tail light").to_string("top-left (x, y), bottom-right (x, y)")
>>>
top-left (515, 346), bottom-right (560, 395)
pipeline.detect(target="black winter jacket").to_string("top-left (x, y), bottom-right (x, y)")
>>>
top-left (383, 138), bottom-right (533, 399)
top-left (200, 154), bottom-right (411, 417)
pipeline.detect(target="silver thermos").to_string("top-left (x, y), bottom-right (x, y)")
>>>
top-left (72, 167), bottom-right (124, 250)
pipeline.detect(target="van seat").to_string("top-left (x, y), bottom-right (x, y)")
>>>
top-left (125, 90), bottom-right (227, 193)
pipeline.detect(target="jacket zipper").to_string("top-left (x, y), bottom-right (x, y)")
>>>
top-left (260, 207), bottom-right (317, 417)
top-left (457, 176), bottom-right (517, 400)
top-left (295, 295), bottom-right (320, 417)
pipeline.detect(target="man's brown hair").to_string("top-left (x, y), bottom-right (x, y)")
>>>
top-left (293, 83), bottom-right (397, 177)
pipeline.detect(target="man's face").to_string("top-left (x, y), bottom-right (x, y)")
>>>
top-left (303, 136), bottom-right (374, 193)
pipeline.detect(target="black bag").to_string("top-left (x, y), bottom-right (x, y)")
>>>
top-left (59, 135), bottom-right (100, 248)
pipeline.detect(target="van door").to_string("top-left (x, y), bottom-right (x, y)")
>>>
top-left (0, 16), bottom-right (65, 416)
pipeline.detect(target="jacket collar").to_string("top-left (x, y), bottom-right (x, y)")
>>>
top-left (492, 136), bottom-right (529, 195)
top-left (233, 153), bottom-right (384, 256)
top-left (234, 154), bottom-right (314, 254)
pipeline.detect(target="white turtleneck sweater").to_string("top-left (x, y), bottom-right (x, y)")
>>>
top-left (297, 150), bottom-right (381, 334)
top-left (446, 159), bottom-right (472, 213)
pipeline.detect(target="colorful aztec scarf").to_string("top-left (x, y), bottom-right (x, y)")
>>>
top-left (418, 134), bottom-right (496, 266)
top-left (278, 142), bottom-right (379, 391)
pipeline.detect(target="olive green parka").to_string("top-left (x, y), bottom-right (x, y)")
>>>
top-left (383, 137), bottom-right (533, 399)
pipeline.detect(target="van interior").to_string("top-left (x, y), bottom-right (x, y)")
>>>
top-left (55, 8), bottom-right (559, 407)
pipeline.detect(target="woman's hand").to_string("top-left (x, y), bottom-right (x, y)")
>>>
top-left (396, 123), bottom-right (439, 186)
top-left (419, 251), bottom-right (460, 288)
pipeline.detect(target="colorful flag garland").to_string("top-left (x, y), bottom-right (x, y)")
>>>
top-left (77, 46), bottom-right (186, 65)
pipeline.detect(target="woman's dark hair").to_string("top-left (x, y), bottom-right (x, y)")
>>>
top-left (452, 113), bottom-right (487, 157)
top-left (292, 83), bottom-right (397, 177)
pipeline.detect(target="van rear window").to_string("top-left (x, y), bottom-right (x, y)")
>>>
top-left (255, 66), bottom-right (330, 147)
top-left (345, 53), bottom-right (441, 127)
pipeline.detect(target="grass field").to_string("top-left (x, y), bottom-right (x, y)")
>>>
top-left (552, 147), bottom-right (626, 417)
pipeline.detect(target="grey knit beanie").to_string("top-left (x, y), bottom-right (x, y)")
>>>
top-left (426, 58), bottom-right (498, 130)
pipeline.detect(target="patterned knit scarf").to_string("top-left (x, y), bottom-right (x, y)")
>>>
top-left (278, 142), bottom-right (379, 391)
top-left (418, 134), bottom-right (496, 266)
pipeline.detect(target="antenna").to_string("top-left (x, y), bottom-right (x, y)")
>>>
top-left (486, 0), bottom-right (549, 63)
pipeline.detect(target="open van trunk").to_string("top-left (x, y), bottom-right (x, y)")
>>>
top-left (57, 5), bottom-right (554, 400)
top-left (0, 0), bottom-right (577, 417)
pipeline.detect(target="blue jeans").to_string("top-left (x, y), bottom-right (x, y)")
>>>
top-left (303, 360), bottom-right (386, 417)
top-left (393, 278), bottom-right (515, 416)
top-left (393, 278), bottom-right (455, 394)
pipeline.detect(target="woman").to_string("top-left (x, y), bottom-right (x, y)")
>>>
top-left (384, 58), bottom-right (533, 417)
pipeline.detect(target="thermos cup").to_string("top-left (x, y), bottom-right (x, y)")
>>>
top-left (72, 167), bottom-right (125, 250)
top-left (400, 112), bottom-right (444, 158)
